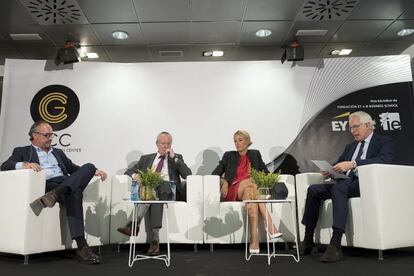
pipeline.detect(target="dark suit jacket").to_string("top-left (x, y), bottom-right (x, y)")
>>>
top-left (335, 133), bottom-right (394, 169)
top-left (1, 145), bottom-right (80, 175)
top-left (212, 149), bottom-right (269, 184)
top-left (125, 153), bottom-right (192, 201)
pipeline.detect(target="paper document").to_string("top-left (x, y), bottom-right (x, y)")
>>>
top-left (311, 160), bottom-right (350, 180)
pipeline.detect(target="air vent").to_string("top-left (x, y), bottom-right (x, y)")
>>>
top-left (159, 51), bottom-right (184, 58)
top-left (296, 30), bottom-right (328, 36)
top-left (298, 0), bottom-right (359, 21)
top-left (20, 0), bottom-right (89, 25)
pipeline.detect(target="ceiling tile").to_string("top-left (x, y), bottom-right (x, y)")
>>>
top-left (141, 22), bottom-right (190, 44)
top-left (237, 45), bottom-right (284, 60)
top-left (191, 0), bottom-right (246, 21)
top-left (376, 20), bottom-right (414, 41)
top-left (0, 0), bottom-right (37, 25)
top-left (0, 25), bottom-right (55, 46)
top-left (191, 22), bottom-right (241, 44)
top-left (287, 21), bottom-right (343, 43)
top-left (245, 0), bottom-right (305, 21)
top-left (148, 45), bottom-right (191, 62)
top-left (78, 0), bottom-right (138, 23)
top-left (92, 24), bottom-right (145, 45)
top-left (359, 41), bottom-right (414, 56)
top-left (104, 46), bottom-right (150, 62)
top-left (134, 0), bottom-right (190, 22)
top-left (348, 0), bottom-right (414, 20)
top-left (399, 4), bottom-right (414, 19)
top-left (330, 20), bottom-right (393, 42)
top-left (41, 24), bottom-right (100, 46)
top-left (241, 21), bottom-right (292, 44)
top-left (15, 45), bottom-right (58, 60)
top-left (302, 43), bottom-right (325, 58)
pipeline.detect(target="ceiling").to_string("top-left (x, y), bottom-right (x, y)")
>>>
top-left (1, 0), bottom-right (414, 64)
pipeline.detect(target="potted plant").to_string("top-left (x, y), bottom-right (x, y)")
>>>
top-left (138, 167), bottom-right (164, 200)
top-left (250, 168), bottom-right (281, 199)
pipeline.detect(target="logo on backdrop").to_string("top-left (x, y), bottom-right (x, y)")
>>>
top-left (30, 85), bottom-right (81, 152)
top-left (379, 112), bottom-right (401, 131)
top-left (30, 85), bottom-right (80, 131)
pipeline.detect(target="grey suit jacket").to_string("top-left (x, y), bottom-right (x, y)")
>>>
top-left (125, 153), bottom-right (192, 201)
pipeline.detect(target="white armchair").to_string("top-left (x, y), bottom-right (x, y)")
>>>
top-left (296, 164), bottom-right (414, 259)
top-left (0, 169), bottom-right (111, 264)
top-left (203, 175), bottom-right (297, 247)
top-left (109, 175), bottom-right (204, 247)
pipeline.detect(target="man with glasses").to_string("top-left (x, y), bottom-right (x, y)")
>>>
top-left (299, 111), bottom-right (394, 262)
top-left (0, 120), bottom-right (107, 264)
top-left (117, 131), bottom-right (192, 255)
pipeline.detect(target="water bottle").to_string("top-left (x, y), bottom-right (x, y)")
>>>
top-left (131, 180), bottom-right (139, 201)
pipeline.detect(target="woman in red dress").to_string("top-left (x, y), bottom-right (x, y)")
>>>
top-left (212, 130), bottom-right (283, 253)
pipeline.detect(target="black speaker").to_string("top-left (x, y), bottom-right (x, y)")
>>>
top-left (55, 47), bottom-right (80, 65)
top-left (286, 45), bottom-right (304, 61)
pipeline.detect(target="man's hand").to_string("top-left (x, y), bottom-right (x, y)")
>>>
top-left (220, 178), bottom-right (229, 199)
top-left (23, 162), bottom-right (42, 172)
top-left (95, 169), bottom-right (107, 181)
top-left (332, 161), bottom-right (354, 173)
top-left (131, 173), bottom-right (142, 183)
top-left (167, 148), bottom-right (176, 159)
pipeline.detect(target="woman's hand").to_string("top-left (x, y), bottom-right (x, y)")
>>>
top-left (220, 178), bottom-right (229, 199)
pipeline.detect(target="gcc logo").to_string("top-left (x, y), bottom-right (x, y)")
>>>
top-left (30, 85), bottom-right (80, 131)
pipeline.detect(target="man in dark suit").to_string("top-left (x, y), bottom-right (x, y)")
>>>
top-left (117, 131), bottom-right (192, 255)
top-left (300, 111), bottom-right (394, 262)
top-left (0, 121), bottom-right (107, 264)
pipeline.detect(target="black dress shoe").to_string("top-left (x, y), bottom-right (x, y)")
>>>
top-left (147, 241), bottom-right (160, 256)
top-left (298, 241), bottom-right (318, 256)
top-left (320, 245), bottom-right (343, 263)
top-left (117, 222), bottom-right (139, 236)
top-left (75, 246), bottom-right (101, 264)
top-left (34, 191), bottom-right (58, 208)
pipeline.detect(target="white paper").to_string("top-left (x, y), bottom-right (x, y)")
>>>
top-left (311, 160), bottom-right (350, 180)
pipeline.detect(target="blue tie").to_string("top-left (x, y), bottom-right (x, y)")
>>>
top-left (355, 140), bottom-right (366, 162)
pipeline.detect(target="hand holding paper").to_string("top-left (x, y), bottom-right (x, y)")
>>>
top-left (311, 160), bottom-right (350, 180)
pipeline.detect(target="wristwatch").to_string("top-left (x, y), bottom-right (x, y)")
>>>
top-left (174, 156), bottom-right (179, 162)
top-left (352, 160), bottom-right (357, 169)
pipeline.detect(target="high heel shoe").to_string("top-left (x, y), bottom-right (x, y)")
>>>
top-left (249, 248), bottom-right (260, 254)
top-left (269, 232), bottom-right (283, 240)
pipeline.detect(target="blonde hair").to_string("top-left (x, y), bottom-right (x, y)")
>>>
top-left (349, 111), bottom-right (376, 130)
top-left (233, 130), bottom-right (252, 146)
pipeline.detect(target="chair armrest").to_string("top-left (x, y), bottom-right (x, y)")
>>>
top-left (358, 164), bottom-right (414, 249)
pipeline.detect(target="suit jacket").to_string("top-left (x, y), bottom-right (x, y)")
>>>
top-left (336, 132), bottom-right (394, 171)
top-left (125, 153), bottom-right (192, 201)
top-left (212, 149), bottom-right (269, 184)
top-left (0, 145), bottom-right (80, 175)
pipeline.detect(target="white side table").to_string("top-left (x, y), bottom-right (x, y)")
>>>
top-left (243, 199), bottom-right (300, 265)
top-left (125, 200), bottom-right (174, 267)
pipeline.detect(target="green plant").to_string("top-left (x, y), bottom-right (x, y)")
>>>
top-left (250, 167), bottom-right (280, 188)
top-left (138, 167), bottom-right (164, 188)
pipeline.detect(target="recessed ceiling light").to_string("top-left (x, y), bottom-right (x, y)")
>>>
top-left (330, 49), bottom-right (353, 56)
top-left (85, 53), bottom-right (99, 59)
top-left (202, 50), bottom-right (224, 57)
top-left (397, 28), bottom-right (414, 36)
top-left (255, 29), bottom-right (272, 37)
top-left (10, 33), bottom-right (42, 40)
top-left (112, 30), bottom-right (129, 40)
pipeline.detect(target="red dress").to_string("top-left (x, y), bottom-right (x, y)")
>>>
top-left (224, 154), bottom-right (251, 201)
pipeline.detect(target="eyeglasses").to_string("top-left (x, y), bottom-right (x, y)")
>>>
top-left (34, 132), bottom-right (54, 138)
top-left (348, 123), bottom-right (365, 131)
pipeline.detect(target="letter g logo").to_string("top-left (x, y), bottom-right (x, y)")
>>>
top-left (31, 85), bottom-right (80, 131)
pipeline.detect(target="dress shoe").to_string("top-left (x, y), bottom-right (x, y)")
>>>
top-left (117, 222), bottom-right (139, 236)
top-left (249, 248), bottom-right (260, 254)
top-left (34, 191), bottom-right (58, 208)
top-left (75, 246), bottom-right (101, 264)
top-left (298, 241), bottom-right (318, 256)
top-left (147, 241), bottom-right (160, 256)
top-left (269, 232), bottom-right (283, 240)
top-left (320, 245), bottom-right (343, 263)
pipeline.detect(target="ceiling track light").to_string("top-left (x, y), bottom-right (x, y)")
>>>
top-left (202, 50), bottom-right (224, 57)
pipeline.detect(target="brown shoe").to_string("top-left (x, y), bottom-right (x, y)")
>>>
top-left (34, 191), bottom-right (58, 208)
top-left (117, 222), bottom-right (139, 236)
top-left (75, 246), bottom-right (101, 264)
top-left (320, 245), bottom-right (343, 263)
top-left (147, 241), bottom-right (160, 256)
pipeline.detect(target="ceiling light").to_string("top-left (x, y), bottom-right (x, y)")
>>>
top-left (397, 28), bottom-right (414, 36)
top-left (330, 49), bottom-right (353, 56)
top-left (255, 29), bottom-right (272, 37)
top-left (112, 30), bottom-right (129, 40)
top-left (85, 53), bottom-right (99, 59)
top-left (10, 33), bottom-right (42, 40)
top-left (296, 30), bottom-right (328, 36)
top-left (202, 50), bottom-right (224, 57)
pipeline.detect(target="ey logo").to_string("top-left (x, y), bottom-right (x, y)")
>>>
top-left (331, 112), bottom-right (350, 131)
top-left (30, 85), bottom-right (80, 131)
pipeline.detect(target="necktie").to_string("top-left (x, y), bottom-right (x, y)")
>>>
top-left (155, 155), bottom-right (165, 172)
top-left (355, 140), bottom-right (366, 162)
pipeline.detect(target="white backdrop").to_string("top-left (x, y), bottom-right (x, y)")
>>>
top-left (0, 57), bottom-right (411, 175)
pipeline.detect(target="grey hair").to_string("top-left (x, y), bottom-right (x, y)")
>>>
top-left (156, 131), bottom-right (172, 143)
top-left (349, 111), bottom-right (376, 130)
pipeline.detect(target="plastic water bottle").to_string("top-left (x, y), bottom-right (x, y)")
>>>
top-left (131, 180), bottom-right (139, 201)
